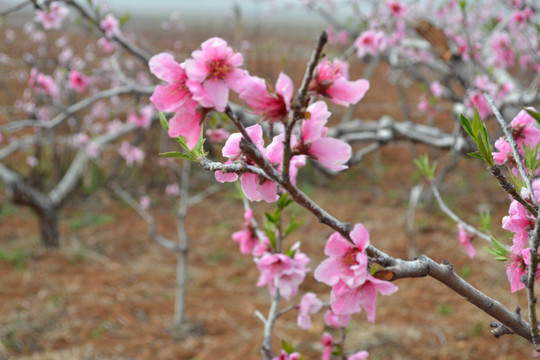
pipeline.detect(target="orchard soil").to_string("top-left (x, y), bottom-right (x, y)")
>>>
top-left (0, 15), bottom-right (536, 360)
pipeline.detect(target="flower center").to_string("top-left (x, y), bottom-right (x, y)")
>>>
top-left (342, 248), bottom-right (359, 267)
top-left (208, 59), bottom-right (230, 80)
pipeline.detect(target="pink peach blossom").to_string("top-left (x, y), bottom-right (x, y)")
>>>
top-left (314, 223), bottom-right (371, 289)
top-left (149, 53), bottom-right (204, 149)
top-left (354, 30), bottom-right (386, 58)
top-left (272, 350), bottom-right (301, 360)
top-left (321, 332), bottom-right (333, 360)
top-left (185, 37), bottom-right (247, 111)
top-left (237, 72), bottom-right (293, 122)
top-left (35, 2), bottom-right (68, 30)
top-left (507, 248), bottom-right (529, 293)
top-left (296, 101), bottom-right (351, 171)
top-left (28, 68), bottom-right (59, 98)
top-left (347, 350), bottom-right (369, 360)
top-left (297, 292), bottom-right (323, 329)
top-left (386, 1), bottom-right (406, 18)
top-left (68, 70), bottom-right (90, 93)
top-left (309, 58), bottom-right (370, 106)
top-left (119, 141), bottom-right (145, 167)
top-left (127, 105), bottom-right (153, 129)
top-left (324, 308), bottom-right (351, 328)
top-left (457, 225), bottom-right (476, 259)
top-left (231, 208), bottom-right (261, 255)
top-left (100, 14), bottom-right (120, 38)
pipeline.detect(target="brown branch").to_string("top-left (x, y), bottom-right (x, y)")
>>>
top-left (282, 31), bottom-right (328, 183)
top-left (490, 166), bottom-right (538, 217)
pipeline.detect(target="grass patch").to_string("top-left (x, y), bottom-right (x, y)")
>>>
top-left (0, 250), bottom-right (31, 271)
top-left (67, 212), bottom-right (115, 230)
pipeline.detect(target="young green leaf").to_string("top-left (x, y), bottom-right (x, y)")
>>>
top-left (281, 339), bottom-right (295, 354)
top-left (284, 215), bottom-right (303, 237)
top-left (460, 114), bottom-right (475, 140)
top-left (159, 151), bottom-right (196, 161)
top-left (525, 108), bottom-right (540, 125)
top-left (159, 111), bottom-right (169, 131)
top-left (414, 154), bottom-right (437, 180)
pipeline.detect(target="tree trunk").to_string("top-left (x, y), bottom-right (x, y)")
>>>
top-left (36, 206), bottom-right (59, 249)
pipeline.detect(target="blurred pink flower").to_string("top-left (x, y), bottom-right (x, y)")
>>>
top-left (321, 332), bottom-right (333, 360)
top-left (354, 30), bottom-right (386, 57)
top-left (272, 350), bottom-right (301, 360)
top-left (256, 243), bottom-right (310, 300)
top-left (28, 68), bottom-right (59, 98)
top-left (119, 141), bottom-right (145, 167)
top-left (97, 37), bottom-right (116, 52)
top-left (324, 308), bottom-right (351, 328)
top-left (297, 292), bottom-right (323, 329)
top-left (386, 1), bottom-right (406, 17)
top-left (165, 183), bottom-right (180, 196)
top-left (457, 225), bottom-right (476, 259)
top-left (185, 37), bottom-right (247, 111)
top-left (35, 2), bottom-right (68, 30)
top-left (466, 91), bottom-right (491, 118)
top-left (231, 208), bottom-right (261, 255)
top-left (205, 128), bottom-right (230, 143)
top-left (509, 109), bottom-right (540, 147)
top-left (68, 70), bottom-right (90, 93)
top-left (128, 105), bottom-right (153, 129)
top-left (430, 81), bottom-right (443, 98)
top-left (100, 14), bottom-right (120, 38)
top-left (26, 155), bottom-right (38, 168)
top-left (491, 32), bottom-right (514, 68)
top-left (347, 350), bottom-right (369, 360)
top-left (140, 196), bottom-right (151, 210)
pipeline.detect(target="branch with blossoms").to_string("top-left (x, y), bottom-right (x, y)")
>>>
top-left (147, 23), bottom-right (540, 357)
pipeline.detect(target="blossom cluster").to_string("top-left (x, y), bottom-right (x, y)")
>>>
top-left (149, 37), bottom-right (370, 202)
top-left (491, 109), bottom-right (540, 292)
top-left (315, 224), bottom-right (398, 323)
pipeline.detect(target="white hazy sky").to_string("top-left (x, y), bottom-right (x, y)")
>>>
top-left (97, 0), bottom-right (317, 19)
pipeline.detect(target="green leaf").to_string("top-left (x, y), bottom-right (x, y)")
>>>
top-left (526, 108), bottom-right (540, 125)
top-left (174, 135), bottom-right (189, 150)
top-left (472, 108), bottom-right (483, 137)
top-left (118, 13), bottom-right (131, 25)
top-left (467, 151), bottom-right (483, 160)
top-left (263, 221), bottom-right (277, 250)
top-left (159, 112), bottom-right (169, 131)
top-left (281, 339), bottom-right (295, 354)
top-left (476, 129), bottom-right (494, 166)
top-left (460, 114), bottom-right (475, 140)
top-left (159, 151), bottom-right (196, 161)
top-left (414, 154), bottom-right (437, 180)
top-left (484, 246), bottom-right (499, 256)
top-left (265, 211), bottom-right (280, 224)
top-left (284, 215), bottom-right (303, 237)
top-left (479, 211), bottom-right (492, 233)
top-left (277, 193), bottom-right (293, 209)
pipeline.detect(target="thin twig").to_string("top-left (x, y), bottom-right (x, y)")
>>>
top-left (430, 180), bottom-right (491, 242)
top-left (485, 93), bottom-right (537, 206)
top-left (282, 32), bottom-right (328, 183)
top-left (0, 1), bottom-right (30, 17)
